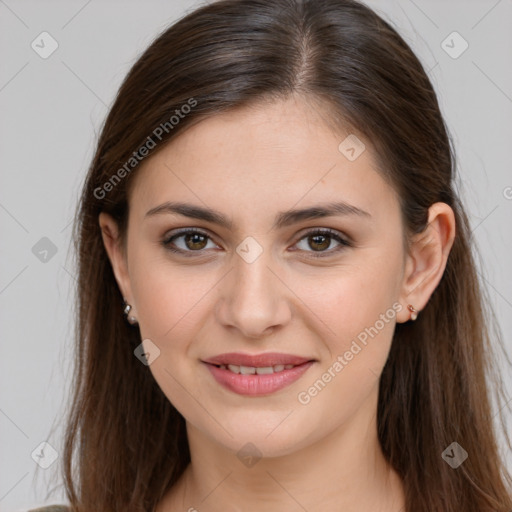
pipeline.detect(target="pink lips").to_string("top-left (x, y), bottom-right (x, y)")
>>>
top-left (202, 352), bottom-right (315, 396)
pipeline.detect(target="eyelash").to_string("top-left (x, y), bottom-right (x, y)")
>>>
top-left (161, 227), bottom-right (352, 259)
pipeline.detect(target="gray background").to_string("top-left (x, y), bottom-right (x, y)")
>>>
top-left (1, 0), bottom-right (511, 509)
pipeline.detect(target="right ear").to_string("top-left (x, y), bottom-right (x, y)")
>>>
top-left (99, 212), bottom-right (133, 302)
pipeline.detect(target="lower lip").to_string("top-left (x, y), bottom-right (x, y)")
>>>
top-left (203, 361), bottom-right (314, 396)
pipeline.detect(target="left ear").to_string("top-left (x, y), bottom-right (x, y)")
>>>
top-left (396, 202), bottom-right (456, 323)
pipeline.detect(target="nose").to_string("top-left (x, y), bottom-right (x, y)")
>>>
top-left (215, 249), bottom-right (292, 340)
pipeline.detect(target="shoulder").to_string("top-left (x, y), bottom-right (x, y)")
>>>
top-left (28, 506), bottom-right (70, 512)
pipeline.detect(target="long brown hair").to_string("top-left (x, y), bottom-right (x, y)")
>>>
top-left (63, 0), bottom-right (512, 510)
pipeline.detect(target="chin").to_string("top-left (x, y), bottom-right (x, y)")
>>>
top-left (193, 409), bottom-right (322, 460)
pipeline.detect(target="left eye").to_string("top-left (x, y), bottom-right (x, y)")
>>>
top-left (162, 228), bottom-right (351, 257)
top-left (294, 229), bottom-right (351, 256)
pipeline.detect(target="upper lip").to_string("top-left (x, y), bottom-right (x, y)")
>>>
top-left (202, 352), bottom-right (314, 367)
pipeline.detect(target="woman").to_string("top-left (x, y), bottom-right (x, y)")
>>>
top-left (31, 0), bottom-right (512, 510)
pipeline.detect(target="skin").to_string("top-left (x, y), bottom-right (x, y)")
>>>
top-left (100, 95), bottom-right (456, 512)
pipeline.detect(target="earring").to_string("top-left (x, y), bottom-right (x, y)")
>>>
top-left (123, 298), bottom-right (138, 325)
top-left (407, 304), bottom-right (418, 321)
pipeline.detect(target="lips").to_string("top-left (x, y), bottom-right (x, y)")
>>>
top-left (202, 352), bottom-right (315, 396)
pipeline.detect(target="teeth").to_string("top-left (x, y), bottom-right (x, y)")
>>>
top-left (255, 366), bottom-right (273, 375)
top-left (221, 364), bottom-right (295, 374)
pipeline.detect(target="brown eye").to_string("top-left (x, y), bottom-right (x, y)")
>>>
top-left (308, 233), bottom-right (331, 251)
top-left (294, 229), bottom-right (351, 257)
top-left (183, 232), bottom-right (208, 250)
top-left (162, 229), bottom-right (218, 255)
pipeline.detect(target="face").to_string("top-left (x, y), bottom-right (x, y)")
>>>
top-left (104, 96), bottom-right (412, 457)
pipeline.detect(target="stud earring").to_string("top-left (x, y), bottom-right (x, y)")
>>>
top-left (407, 304), bottom-right (418, 321)
top-left (123, 298), bottom-right (138, 325)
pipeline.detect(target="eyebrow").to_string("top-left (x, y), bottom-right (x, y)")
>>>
top-left (144, 200), bottom-right (371, 230)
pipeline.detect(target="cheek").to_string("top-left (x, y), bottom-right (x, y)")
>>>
top-left (129, 242), bottom-right (214, 340)
top-left (129, 254), bottom-right (216, 423)
top-left (293, 288), bottom-right (398, 440)
top-left (292, 250), bottom-right (403, 346)
top-left (290, 250), bottom-right (402, 405)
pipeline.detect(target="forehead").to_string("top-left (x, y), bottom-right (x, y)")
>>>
top-left (128, 97), bottom-right (399, 227)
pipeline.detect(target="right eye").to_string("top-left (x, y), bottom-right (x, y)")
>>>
top-left (162, 228), bottom-right (220, 255)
